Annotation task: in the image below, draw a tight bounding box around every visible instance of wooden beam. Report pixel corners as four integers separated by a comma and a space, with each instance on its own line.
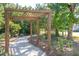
5, 8, 51, 14
30, 21, 32, 41
11, 16, 40, 21
47, 13, 52, 49
12, 16, 40, 19
36, 20, 40, 45
36, 20, 39, 35
4, 12, 10, 55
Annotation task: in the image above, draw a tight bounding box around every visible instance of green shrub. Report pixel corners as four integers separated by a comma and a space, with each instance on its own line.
10, 21, 21, 37
57, 37, 73, 50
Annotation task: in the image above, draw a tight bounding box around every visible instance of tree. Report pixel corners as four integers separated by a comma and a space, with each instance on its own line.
67, 4, 76, 39
47, 3, 69, 36
0, 3, 6, 34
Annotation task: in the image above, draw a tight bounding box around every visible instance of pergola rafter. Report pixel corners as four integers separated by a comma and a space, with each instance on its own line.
11, 16, 40, 21
4, 8, 52, 55
5, 8, 51, 14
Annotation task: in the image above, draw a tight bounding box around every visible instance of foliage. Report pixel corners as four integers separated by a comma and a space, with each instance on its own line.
0, 19, 4, 34
0, 34, 4, 39
47, 3, 79, 39
9, 21, 21, 37
0, 4, 5, 34
52, 37, 74, 52
47, 3, 70, 36
19, 21, 30, 35
57, 37, 73, 49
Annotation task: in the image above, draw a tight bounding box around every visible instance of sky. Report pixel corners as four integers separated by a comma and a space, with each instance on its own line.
14, 3, 43, 8
2, 0, 79, 8
3, 0, 79, 3
17, 3, 37, 8
3, 0, 44, 8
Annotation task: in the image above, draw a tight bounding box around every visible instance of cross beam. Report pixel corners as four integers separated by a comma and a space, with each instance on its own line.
5, 8, 51, 14
11, 16, 40, 21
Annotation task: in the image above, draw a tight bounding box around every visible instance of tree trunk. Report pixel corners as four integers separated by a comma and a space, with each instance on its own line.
62, 31, 64, 37
67, 24, 73, 39
67, 4, 76, 40
55, 28, 59, 37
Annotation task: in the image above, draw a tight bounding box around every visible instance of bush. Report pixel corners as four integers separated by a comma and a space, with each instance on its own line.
51, 36, 74, 51
57, 37, 73, 50
10, 21, 21, 37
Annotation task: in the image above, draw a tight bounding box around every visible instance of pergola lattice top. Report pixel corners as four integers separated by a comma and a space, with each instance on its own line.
5, 8, 52, 21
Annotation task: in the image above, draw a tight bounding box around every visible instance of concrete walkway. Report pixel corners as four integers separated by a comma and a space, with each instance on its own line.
9, 36, 46, 56
59, 32, 79, 37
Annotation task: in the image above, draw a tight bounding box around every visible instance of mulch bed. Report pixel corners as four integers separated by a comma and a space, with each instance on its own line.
28, 36, 75, 56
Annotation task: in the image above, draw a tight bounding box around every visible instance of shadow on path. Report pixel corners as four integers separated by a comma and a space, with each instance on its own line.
9, 36, 46, 56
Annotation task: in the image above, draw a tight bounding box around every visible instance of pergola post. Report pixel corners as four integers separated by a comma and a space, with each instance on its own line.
36, 20, 40, 44
5, 11, 10, 55
30, 21, 32, 41
47, 12, 52, 49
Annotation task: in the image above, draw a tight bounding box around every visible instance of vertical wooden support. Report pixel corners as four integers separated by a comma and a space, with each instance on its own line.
47, 12, 52, 49
30, 21, 32, 40
5, 11, 10, 55
36, 20, 40, 37
36, 20, 40, 45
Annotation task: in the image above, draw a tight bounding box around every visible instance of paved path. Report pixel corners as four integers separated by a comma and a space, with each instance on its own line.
59, 32, 79, 37
9, 36, 46, 56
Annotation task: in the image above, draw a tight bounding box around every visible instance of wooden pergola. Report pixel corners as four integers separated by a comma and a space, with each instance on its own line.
4, 8, 52, 55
